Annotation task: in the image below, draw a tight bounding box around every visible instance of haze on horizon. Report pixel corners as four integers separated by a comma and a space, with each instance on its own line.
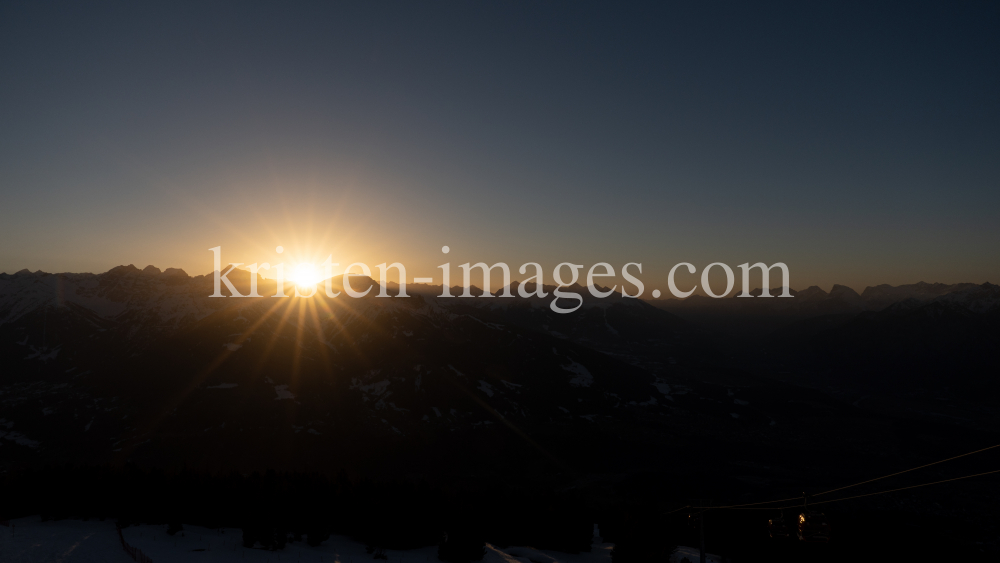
1, 1, 998, 293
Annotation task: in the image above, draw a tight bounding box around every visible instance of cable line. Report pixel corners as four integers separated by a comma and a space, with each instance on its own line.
687, 442, 1000, 511
812, 443, 1000, 498
691, 468, 1000, 510
662, 505, 692, 515
800, 468, 1000, 508
701, 496, 804, 509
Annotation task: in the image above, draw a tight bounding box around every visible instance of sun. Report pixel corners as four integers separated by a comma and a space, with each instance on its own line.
290, 262, 322, 287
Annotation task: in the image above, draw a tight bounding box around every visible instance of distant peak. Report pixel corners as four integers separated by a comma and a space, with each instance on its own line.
734, 287, 794, 297
830, 284, 863, 300
797, 285, 828, 295
106, 264, 140, 275
831, 284, 859, 293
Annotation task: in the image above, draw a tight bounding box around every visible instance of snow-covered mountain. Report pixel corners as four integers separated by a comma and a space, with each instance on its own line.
860, 281, 984, 310
0, 264, 708, 477
3, 266, 998, 513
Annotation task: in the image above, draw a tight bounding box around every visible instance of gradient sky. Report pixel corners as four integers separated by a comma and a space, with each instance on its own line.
1, 1, 998, 294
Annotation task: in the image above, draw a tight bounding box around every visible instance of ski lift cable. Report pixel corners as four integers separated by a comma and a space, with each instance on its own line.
792, 468, 1000, 509
811, 443, 1000, 498
691, 468, 1000, 510
688, 442, 1000, 510
695, 496, 804, 509
662, 505, 692, 515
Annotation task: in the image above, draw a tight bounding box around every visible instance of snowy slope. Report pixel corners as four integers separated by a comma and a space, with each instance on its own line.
0, 516, 134, 563
0, 517, 620, 563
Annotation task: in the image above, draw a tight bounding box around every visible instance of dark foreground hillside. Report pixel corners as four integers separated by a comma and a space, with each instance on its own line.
1, 267, 999, 560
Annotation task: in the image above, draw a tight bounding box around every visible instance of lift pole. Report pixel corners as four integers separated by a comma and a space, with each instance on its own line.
696, 499, 711, 563
700, 509, 705, 563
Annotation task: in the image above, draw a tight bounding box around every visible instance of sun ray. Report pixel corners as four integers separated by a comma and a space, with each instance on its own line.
251, 296, 302, 377
117, 297, 284, 462
306, 297, 335, 378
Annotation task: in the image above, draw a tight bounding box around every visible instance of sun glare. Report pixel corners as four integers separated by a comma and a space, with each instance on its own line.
291, 262, 321, 287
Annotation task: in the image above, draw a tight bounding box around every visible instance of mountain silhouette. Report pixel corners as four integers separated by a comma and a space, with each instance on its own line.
2, 266, 998, 547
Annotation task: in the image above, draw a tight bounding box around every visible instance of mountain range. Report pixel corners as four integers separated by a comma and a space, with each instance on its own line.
2, 265, 999, 547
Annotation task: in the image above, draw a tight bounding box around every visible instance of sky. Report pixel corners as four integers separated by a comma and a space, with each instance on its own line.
1, 1, 998, 294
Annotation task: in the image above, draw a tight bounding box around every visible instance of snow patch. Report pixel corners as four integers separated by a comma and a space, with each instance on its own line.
562, 361, 593, 387
350, 378, 390, 401
0, 429, 40, 448
273, 385, 295, 400
478, 380, 495, 397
